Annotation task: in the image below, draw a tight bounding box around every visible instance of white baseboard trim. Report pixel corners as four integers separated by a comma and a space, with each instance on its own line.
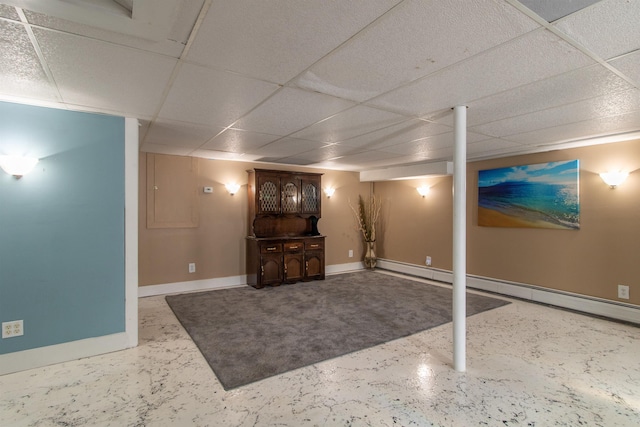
376, 259, 639, 324
138, 275, 248, 297
0, 332, 133, 376
139, 263, 366, 298
326, 261, 365, 275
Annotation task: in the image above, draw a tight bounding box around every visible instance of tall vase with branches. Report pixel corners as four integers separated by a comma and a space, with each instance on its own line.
349, 195, 381, 269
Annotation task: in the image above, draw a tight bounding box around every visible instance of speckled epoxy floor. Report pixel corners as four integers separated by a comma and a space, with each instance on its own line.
1, 273, 639, 426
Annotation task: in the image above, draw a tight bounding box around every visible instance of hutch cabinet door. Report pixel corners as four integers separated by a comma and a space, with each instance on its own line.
257, 173, 281, 215
305, 251, 324, 280
300, 175, 321, 215
260, 254, 283, 286
283, 253, 304, 283
280, 174, 300, 214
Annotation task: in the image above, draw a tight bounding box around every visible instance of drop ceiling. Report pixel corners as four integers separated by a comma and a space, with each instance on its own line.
0, 0, 638, 171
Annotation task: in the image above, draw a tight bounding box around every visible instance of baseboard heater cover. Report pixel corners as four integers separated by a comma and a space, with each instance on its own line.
376, 259, 639, 325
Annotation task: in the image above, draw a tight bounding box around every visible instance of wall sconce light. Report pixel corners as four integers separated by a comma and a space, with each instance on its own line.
599, 171, 628, 189
324, 187, 335, 198
0, 155, 39, 179
417, 185, 430, 197
225, 183, 241, 195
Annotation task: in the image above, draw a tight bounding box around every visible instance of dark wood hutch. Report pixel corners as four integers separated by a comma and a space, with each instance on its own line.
246, 169, 325, 288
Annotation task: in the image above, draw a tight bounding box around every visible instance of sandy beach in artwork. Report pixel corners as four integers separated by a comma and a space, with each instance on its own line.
478, 207, 569, 229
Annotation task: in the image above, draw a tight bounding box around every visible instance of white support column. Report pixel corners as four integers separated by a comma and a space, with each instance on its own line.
453, 105, 467, 372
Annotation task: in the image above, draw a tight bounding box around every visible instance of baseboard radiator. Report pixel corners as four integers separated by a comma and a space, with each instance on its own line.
376, 259, 639, 325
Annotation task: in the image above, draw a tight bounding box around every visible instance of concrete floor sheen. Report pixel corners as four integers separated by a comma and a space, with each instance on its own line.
1, 274, 639, 426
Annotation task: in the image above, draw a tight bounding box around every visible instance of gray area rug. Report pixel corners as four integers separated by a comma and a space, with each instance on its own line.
165, 271, 510, 390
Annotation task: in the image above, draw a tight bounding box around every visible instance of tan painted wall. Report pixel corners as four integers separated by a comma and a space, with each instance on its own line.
374, 175, 453, 268
140, 140, 639, 306
376, 139, 640, 306
139, 153, 370, 286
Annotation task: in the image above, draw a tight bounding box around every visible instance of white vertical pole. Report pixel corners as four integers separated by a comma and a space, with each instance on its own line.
453, 105, 467, 372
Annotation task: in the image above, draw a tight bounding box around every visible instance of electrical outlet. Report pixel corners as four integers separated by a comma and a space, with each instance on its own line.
348, 249, 353, 258
618, 284, 629, 299
2, 320, 24, 338
426, 256, 432, 266
188, 263, 196, 273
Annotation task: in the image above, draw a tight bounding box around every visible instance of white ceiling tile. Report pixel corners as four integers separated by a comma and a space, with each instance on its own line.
11, 0, 187, 41
508, 110, 640, 145
420, 147, 454, 161
165, 0, 208, 47
290, 106, 408, 143
372, 141, 432, 157
144, 120, 223, 148
339, 153, 432, 170
24, 9, 192, 58
234, 87, 355, 136
139, 142, 194, 156
367, 121, 456, 150
288, 143, 365, 163
467, 138, 523, 155
471, 89, 640, 137
553, 0, 640, 59
248, 137, 329, 158
370, 29, 595, 116
378, 131, 488, 155
0, 4, 19, 20
336, 149, 408, 165
293, 0, 539, 102
34, 28, 177, 117
0, 21, 58, 101
186, 0, 401, 84
609, 51, 640, 87
260, 157, 318, 166
190, 149, 261, 162
451, 64, 634, 127
372, 30, 593, 115
269, 154, 318, 165
276, 150, 339, 165
334, 119, 452, 150
158, 63, 280, 128
201, 128, 281, 152
331, 120, 426, 150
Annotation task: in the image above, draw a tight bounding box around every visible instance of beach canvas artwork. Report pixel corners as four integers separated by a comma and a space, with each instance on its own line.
478, 160, 580, 229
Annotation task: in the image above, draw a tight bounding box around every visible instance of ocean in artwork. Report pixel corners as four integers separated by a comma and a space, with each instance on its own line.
478, 160, 580, 229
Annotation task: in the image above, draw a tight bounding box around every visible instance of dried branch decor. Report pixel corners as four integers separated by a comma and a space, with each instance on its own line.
349, 194, 381, 242
349, 195, 381, 269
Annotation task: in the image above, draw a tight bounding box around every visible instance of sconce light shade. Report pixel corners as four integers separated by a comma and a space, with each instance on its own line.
324, 187, 335, 198
0, 155, 39, 178
599, 171, 628, 188
417, 185, 430, 197
225, 183, 241, 195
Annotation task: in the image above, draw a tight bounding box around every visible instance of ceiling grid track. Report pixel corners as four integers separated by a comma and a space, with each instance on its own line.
15, 7, 63, 104
505, 0, 640, 90
142, 0, 213, 144
1, 0, 638, 170
183, 0, 412, 158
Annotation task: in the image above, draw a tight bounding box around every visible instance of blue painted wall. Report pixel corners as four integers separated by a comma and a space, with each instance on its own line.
0, 101, 125, 354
